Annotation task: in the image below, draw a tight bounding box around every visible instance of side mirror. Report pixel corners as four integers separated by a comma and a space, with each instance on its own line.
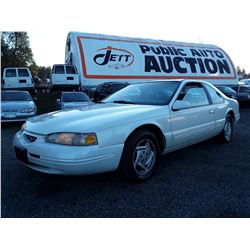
172, 100, 191, 111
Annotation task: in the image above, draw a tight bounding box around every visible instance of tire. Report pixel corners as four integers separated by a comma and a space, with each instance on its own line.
119, 130, 160, 182
218, 114, 234, 143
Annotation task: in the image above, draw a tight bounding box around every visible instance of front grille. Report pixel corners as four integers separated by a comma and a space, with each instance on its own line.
24, 133, 37, 142
14, 146, 29, 165
4, 109, 19, 112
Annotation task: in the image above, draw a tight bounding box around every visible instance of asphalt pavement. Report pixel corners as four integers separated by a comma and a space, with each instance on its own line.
1, 109, 250, 218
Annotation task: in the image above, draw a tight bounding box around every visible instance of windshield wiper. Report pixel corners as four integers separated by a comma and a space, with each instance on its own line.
112, 100, 136, 104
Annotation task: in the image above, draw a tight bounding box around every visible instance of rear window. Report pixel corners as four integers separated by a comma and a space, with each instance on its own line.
1, 92, 32, 101
5, 69, 16, 77
62, 92, 90, 102
66, 66, 77, 74
18, 69, 29, 77
216, 86, 236, 94
55, 66, 65, 74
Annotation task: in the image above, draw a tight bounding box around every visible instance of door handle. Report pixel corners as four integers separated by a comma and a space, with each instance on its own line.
209, 109, 215, 114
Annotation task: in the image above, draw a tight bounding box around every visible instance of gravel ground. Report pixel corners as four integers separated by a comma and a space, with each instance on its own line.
1, 104, 250, 218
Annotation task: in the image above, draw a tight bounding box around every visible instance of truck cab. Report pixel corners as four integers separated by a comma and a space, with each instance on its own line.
51, 64, 80, 91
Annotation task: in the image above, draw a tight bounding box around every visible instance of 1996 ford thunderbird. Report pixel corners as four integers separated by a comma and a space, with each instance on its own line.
14, 80, 240, 181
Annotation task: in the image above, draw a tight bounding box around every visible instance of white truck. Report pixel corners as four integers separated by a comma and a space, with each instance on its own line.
50, 64, 80, 91
61, 32, 239, 91
2, 67, 35, 93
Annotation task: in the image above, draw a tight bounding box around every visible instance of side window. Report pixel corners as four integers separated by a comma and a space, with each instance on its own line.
177, 82, 209, 107
18, 69, 29, 77
205, 85, 224, 104
55, 66, 65, 74
66, 66, 76, 74
6, 69, 17, 77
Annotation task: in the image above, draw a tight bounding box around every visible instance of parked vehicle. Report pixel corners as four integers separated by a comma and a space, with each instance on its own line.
215, 86, 237, 99
93, 82, 129, 101
51, 64, 79, 91
1, 91, 37, 122
240, 79, 250, 86
2, 68, 34, 93
33, 76, 42, 89
56, 92, 92, 110
64, 32, 238, 91
230, 85, 250, 105
14, 80, 240, 181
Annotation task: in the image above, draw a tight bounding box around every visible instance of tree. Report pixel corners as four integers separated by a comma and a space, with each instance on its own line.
1, 32, 35, 71
37, 66, 51, 80
236, 66, 250, 80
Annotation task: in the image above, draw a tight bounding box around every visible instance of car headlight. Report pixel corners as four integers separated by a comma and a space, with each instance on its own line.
45, 132, 98, 146
20, 107, 36, 113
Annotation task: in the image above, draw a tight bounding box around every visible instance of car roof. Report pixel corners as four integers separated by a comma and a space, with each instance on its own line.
4, 67, 29, 70
62, 92, 86, 94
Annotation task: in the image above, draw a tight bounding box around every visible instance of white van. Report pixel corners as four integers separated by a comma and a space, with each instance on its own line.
50, 64, 79, 91
2, 67, 34, 92
64, 32, 239, 90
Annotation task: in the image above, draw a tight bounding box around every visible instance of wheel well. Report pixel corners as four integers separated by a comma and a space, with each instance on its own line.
227, 110, 235, 122
125, 124, 166, 153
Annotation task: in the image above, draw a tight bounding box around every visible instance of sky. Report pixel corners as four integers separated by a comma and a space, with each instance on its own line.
1, 0, 249, 73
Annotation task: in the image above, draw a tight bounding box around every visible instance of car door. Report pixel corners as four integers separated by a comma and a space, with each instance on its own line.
65, 65, 78, 85
170, 82, 216, 149
4, 69, 17, 88
203, 83, 228, 134
52, 65, 66, 85
17, 68, 33, 88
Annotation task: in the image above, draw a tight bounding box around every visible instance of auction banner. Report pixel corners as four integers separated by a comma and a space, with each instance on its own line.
77, 35, 237, 80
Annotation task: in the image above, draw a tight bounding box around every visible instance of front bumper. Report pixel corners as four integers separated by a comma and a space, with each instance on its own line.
1, 111, 36, 122
13, 130, 124, 175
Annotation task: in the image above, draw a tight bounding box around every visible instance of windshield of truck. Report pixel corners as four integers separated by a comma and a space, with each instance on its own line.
104, 81, 181, 105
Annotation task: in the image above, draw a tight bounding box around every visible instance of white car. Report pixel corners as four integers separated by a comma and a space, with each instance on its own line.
56, 92, 92, 110
13, 80, 240, 181
1, 91, 37, 122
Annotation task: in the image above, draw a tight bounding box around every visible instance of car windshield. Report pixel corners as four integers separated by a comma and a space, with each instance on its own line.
104, 81, 181, 105
62, 93, 90, 102
1, 92, 32, 101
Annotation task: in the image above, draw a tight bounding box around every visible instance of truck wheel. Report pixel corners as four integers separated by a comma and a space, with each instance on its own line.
119, 130, 160, 182
218, 114, 234, 143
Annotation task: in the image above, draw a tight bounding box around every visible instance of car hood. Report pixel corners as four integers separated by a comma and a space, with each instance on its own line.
62, 102, 92, 109
1, 101, 35, 112
25, 103, 166, 134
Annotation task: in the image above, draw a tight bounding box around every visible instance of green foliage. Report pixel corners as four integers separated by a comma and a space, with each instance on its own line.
1, 32, 51, 80
1, 32, 35, 70
236, 66, 250, 79
37, 66, 52, 81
